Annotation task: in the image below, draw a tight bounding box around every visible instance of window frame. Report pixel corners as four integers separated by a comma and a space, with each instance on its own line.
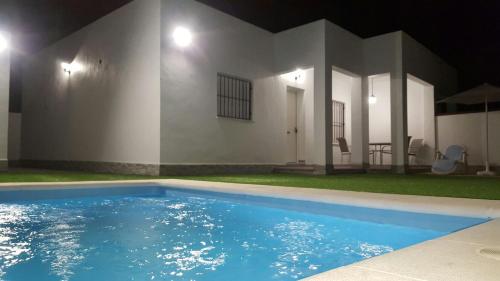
217, 73, 253, 121
332, 99, 345, 144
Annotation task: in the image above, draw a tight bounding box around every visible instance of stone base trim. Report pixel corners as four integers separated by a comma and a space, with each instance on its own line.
462, 165, 499, 175
324, 164, 334, 175
17, 160, 160, 176
391, 164, 408, 174
0, 160, 7, 171
160, 164, 277, 176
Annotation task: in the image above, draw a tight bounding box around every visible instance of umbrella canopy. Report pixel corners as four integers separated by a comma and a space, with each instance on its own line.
438, 83, 500, 104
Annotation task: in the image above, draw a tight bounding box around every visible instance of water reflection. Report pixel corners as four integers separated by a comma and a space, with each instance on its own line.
0, 203, 88, 281
269, 219, 325, 279
0, 205, 34, 279
38, 208, 88, 281
155, 198, 226, 278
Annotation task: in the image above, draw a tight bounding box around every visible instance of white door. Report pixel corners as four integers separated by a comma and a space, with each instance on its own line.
286, 89, 298, 163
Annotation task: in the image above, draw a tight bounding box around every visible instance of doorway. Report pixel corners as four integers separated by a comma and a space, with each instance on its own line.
286, 87, 304, 164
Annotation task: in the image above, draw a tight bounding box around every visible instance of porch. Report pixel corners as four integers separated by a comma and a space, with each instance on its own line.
330, 68, 436, 174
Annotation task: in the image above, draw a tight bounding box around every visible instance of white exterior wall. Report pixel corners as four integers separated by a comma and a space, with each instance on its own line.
362, 31, 457, 170
407, 76, 435, 165
402, 33, 456, 166
17, 0, 458, 173
325, 22, 364, 167
161, 0, 280, 165
160, 1, 326, 167
332, 71, 352, 145
437, 112, 500, 167
8, 113, 21, 160
363, 32, 403, 168
274, 20, 326, 167
407, 79, 424, 140
331, 70, 354, 164
369, 75, 392, 144
21, 0, 161, 165
279, 69, 315, 164
0, 34, 9, 166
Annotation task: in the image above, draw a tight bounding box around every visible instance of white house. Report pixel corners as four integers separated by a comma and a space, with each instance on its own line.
0, 30, 9, 171
3, 0, 467, 175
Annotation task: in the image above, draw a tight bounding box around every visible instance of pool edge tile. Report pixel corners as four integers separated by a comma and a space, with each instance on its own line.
309, 219, 500, 281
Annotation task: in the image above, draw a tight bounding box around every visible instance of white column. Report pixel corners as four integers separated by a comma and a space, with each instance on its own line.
390, 71, 409, 173
0, 35, 10, 171
313, 61, 333, 173
351, 76, 370, 167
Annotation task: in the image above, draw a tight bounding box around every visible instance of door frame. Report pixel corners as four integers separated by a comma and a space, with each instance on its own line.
286, 86, 305, 164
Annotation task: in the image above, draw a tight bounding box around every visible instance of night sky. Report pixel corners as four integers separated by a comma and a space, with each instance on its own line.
1, 0, 499, 113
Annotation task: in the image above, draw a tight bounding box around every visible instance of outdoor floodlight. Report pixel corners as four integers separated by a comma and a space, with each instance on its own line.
172, 26, 193, 47
0, 33, 8, 52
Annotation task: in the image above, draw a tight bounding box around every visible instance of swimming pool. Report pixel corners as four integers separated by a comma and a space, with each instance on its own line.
0, 185, 488, 281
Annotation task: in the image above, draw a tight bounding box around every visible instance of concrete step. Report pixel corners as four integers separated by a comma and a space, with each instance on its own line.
332, 168, 366, 174
273, 165, 317, 175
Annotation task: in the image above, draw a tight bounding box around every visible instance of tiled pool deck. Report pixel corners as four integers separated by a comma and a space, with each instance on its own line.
1, 179, 499, 281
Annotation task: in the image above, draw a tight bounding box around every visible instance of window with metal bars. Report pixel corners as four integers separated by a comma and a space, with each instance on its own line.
217, 73, 252, 120
332, 100, 345, 143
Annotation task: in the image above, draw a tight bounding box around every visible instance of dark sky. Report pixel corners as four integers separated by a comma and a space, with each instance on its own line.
2, 0, 500, 113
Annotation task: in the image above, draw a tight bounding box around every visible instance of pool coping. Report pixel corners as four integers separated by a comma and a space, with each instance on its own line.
0, 179, 499, 281
1, 179, 500, 218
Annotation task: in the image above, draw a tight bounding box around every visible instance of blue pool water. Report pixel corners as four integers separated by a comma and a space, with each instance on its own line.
0, 185, 487, 281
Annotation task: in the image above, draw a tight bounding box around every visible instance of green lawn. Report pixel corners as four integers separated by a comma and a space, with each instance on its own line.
0, 170, 151, 183
1, 170, 500, 200
182, 174, 500, 200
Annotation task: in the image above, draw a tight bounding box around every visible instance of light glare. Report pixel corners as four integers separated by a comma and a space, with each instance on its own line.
0, 33, 8, 52
369, 95, 377, 104
61, 62, 83, 74
172, 27, 192, 47
281, 68, 306, 84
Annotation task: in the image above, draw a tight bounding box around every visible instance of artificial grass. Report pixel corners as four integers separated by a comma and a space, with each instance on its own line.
0, 170, 499, 200
0, 169, 150, 183
181, 174, 500, 200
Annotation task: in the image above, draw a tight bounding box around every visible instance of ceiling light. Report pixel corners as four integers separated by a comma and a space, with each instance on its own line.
369, 77, 377, 104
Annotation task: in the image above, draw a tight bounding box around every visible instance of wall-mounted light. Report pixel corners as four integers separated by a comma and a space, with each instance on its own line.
0, 33, 9, 52
61, 62, 83, 75
369, 77, 377, 104
172, 26, 192, 47
281, 68, 306, 84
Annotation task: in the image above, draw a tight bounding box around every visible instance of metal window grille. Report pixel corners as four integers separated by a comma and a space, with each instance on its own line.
333, 100, 345, 143
217, 73, 252, 120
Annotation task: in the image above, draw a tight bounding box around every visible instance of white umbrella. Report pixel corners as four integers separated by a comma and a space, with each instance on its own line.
438, 83, 500, 176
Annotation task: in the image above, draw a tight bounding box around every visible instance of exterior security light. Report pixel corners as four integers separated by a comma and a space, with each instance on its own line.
369, 77, 377, 104
61, 62, 83, 74
62, 62, 72, 73
172, 27, 192, 47
281, 68, 306, 84
293, 68, 305, 83
0, 33, 8, 52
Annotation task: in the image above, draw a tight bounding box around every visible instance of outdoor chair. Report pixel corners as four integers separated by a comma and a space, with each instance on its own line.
408, 138, 424, 164
336, 137, 351, 164
432, 145, 468, 175
380, 136, 417, 163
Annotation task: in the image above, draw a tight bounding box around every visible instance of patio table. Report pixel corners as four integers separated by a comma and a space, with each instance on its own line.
369, 142, 391, 165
